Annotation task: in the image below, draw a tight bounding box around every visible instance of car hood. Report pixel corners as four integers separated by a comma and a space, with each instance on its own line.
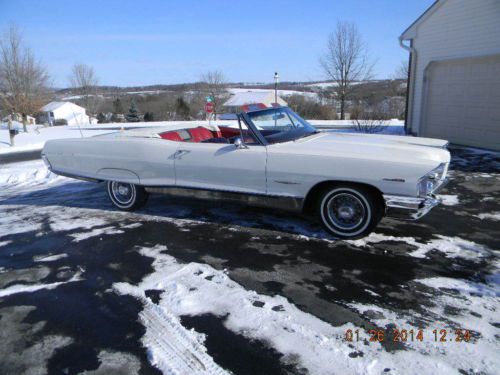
277, 132, 451, 165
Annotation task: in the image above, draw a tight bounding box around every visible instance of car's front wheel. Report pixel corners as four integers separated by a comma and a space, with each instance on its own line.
317, 185, 383, 239
106, 181, 148, 211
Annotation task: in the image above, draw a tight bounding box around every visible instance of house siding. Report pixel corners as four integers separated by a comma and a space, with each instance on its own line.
409, 0, 500, 134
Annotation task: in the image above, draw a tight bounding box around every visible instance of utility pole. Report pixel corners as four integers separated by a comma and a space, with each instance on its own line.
8, 115, 15, 146
274, 72, 279, 128
274, 72, 279, 106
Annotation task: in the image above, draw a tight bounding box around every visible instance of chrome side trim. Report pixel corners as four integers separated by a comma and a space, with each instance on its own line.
50, 168, 103, 183
145, 186, 304, 212
274, 180, 301, 185
383, 194, 441, 220
382, 178, 406, 182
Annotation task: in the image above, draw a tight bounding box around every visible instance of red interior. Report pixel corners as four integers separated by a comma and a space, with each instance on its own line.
189, 127, 214, 142
159, 131, 183, 141
159, 126, 233, 143
219, 126, 240, 139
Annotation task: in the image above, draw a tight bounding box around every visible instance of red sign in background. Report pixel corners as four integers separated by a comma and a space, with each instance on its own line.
205, 102, 214, 113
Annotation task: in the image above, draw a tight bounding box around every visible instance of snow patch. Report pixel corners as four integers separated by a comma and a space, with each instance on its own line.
113, 244, 500, 375
70, 226, 125, 242
347, 233, 493, 261
50, 215, 108, 232
475, 212, 500, 221
0, 271, 82, 298
0, 160, 62, 187
79, 350, 141, 374
33, 253, 68, 262
438, 194, 459, 206
408, 235, 493, 260
113, 245, 229, 375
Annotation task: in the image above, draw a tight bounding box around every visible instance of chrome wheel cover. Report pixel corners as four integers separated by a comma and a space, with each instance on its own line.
110, 182, 135, 206
326, 192, 366, 230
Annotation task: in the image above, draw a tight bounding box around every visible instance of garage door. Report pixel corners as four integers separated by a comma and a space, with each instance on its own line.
422, 54, 500, 151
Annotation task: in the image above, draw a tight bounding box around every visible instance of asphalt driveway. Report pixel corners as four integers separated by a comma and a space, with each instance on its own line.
0, 146, 498, 375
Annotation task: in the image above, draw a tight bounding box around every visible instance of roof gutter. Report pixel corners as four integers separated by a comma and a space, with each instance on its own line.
399, 36, 416, 135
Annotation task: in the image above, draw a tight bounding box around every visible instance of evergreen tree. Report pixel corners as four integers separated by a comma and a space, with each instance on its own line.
175, 97, 190, 120
97, 112, 107, 124
126, 100, 141, 122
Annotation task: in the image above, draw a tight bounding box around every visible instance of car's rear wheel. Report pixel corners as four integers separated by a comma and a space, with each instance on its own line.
106, 181, 148, 211
317, 185, 383, 239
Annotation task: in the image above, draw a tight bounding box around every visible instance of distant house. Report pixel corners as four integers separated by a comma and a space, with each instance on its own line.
400, 0, 500, 150
40, 101, 97, 126
223, 91, 287, 112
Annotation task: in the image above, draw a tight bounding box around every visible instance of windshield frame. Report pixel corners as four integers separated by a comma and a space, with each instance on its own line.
240, 107, 318, 146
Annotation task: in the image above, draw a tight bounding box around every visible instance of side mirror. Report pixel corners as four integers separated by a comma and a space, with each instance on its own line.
234, 137, 247, 149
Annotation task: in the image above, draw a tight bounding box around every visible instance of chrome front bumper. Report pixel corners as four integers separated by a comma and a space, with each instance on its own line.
383, 194, 442, 220
384, 177, 448, 220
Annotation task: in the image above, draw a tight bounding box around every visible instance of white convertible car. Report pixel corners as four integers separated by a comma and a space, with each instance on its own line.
42, 107, 450, 238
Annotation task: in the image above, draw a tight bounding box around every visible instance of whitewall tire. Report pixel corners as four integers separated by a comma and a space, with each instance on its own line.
106, 181, 148, 211
317, 185, 382, 239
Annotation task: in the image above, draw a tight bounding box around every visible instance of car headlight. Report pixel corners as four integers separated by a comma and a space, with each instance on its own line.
417, 163, 446, 197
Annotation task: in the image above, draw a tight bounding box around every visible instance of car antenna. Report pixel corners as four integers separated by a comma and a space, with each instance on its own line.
70, 106, 84, 138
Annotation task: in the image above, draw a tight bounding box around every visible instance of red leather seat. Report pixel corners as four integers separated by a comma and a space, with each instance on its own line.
219, 126, 240, 139
159, 131, 183, 141
188, 127, 214, 142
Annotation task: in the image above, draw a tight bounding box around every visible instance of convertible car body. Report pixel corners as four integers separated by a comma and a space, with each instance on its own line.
42, 107, 450, 238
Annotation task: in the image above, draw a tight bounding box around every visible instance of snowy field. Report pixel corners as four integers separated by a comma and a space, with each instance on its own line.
0, 119, 404, 158
0, 147, 498, 374
0, 124, 110, 155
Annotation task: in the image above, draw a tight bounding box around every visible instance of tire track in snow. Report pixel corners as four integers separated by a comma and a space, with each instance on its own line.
140, 303, 229, 375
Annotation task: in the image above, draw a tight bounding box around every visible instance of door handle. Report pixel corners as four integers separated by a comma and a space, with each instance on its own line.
173, 150, 191, 159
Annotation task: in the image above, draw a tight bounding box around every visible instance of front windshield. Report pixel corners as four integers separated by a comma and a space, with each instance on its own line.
246, 107, 318, 144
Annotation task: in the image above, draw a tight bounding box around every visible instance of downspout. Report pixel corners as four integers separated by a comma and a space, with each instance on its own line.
399, 37, 416, 135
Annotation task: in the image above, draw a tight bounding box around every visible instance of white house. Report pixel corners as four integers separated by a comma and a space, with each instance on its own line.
400, 0, 500, 150
40, 101, 97, 126
224, 91, 287, 112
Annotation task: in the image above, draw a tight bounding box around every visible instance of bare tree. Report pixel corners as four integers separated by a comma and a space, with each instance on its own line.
0, 25, 49, 135
387, 60, 410, 115
320, 21, 374, 120
69, 63, 99, 116
393, 60, 409, 80
200, 70, 228, 118
352, 104, 389, 134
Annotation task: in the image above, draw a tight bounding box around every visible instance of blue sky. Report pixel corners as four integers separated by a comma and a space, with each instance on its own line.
0, 0, 434, 87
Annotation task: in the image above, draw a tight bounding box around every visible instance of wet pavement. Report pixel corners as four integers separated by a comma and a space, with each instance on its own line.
0, 146, 499, 374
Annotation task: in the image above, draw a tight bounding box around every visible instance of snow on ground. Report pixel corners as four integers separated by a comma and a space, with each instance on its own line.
0, 271, 82, 298
347, 232, 496, 261
70, 226, 125, 242
0, 160, 61, 186
114, 244, 500, 375
80, 350, 142, 374
33, 253, 68, 262
1, 149, 498, 374
227, 87, 319, 100
439, 194, 460, 206
304, 81, 368, 89
475, 212, 500, 221
0, 125, 110, 154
